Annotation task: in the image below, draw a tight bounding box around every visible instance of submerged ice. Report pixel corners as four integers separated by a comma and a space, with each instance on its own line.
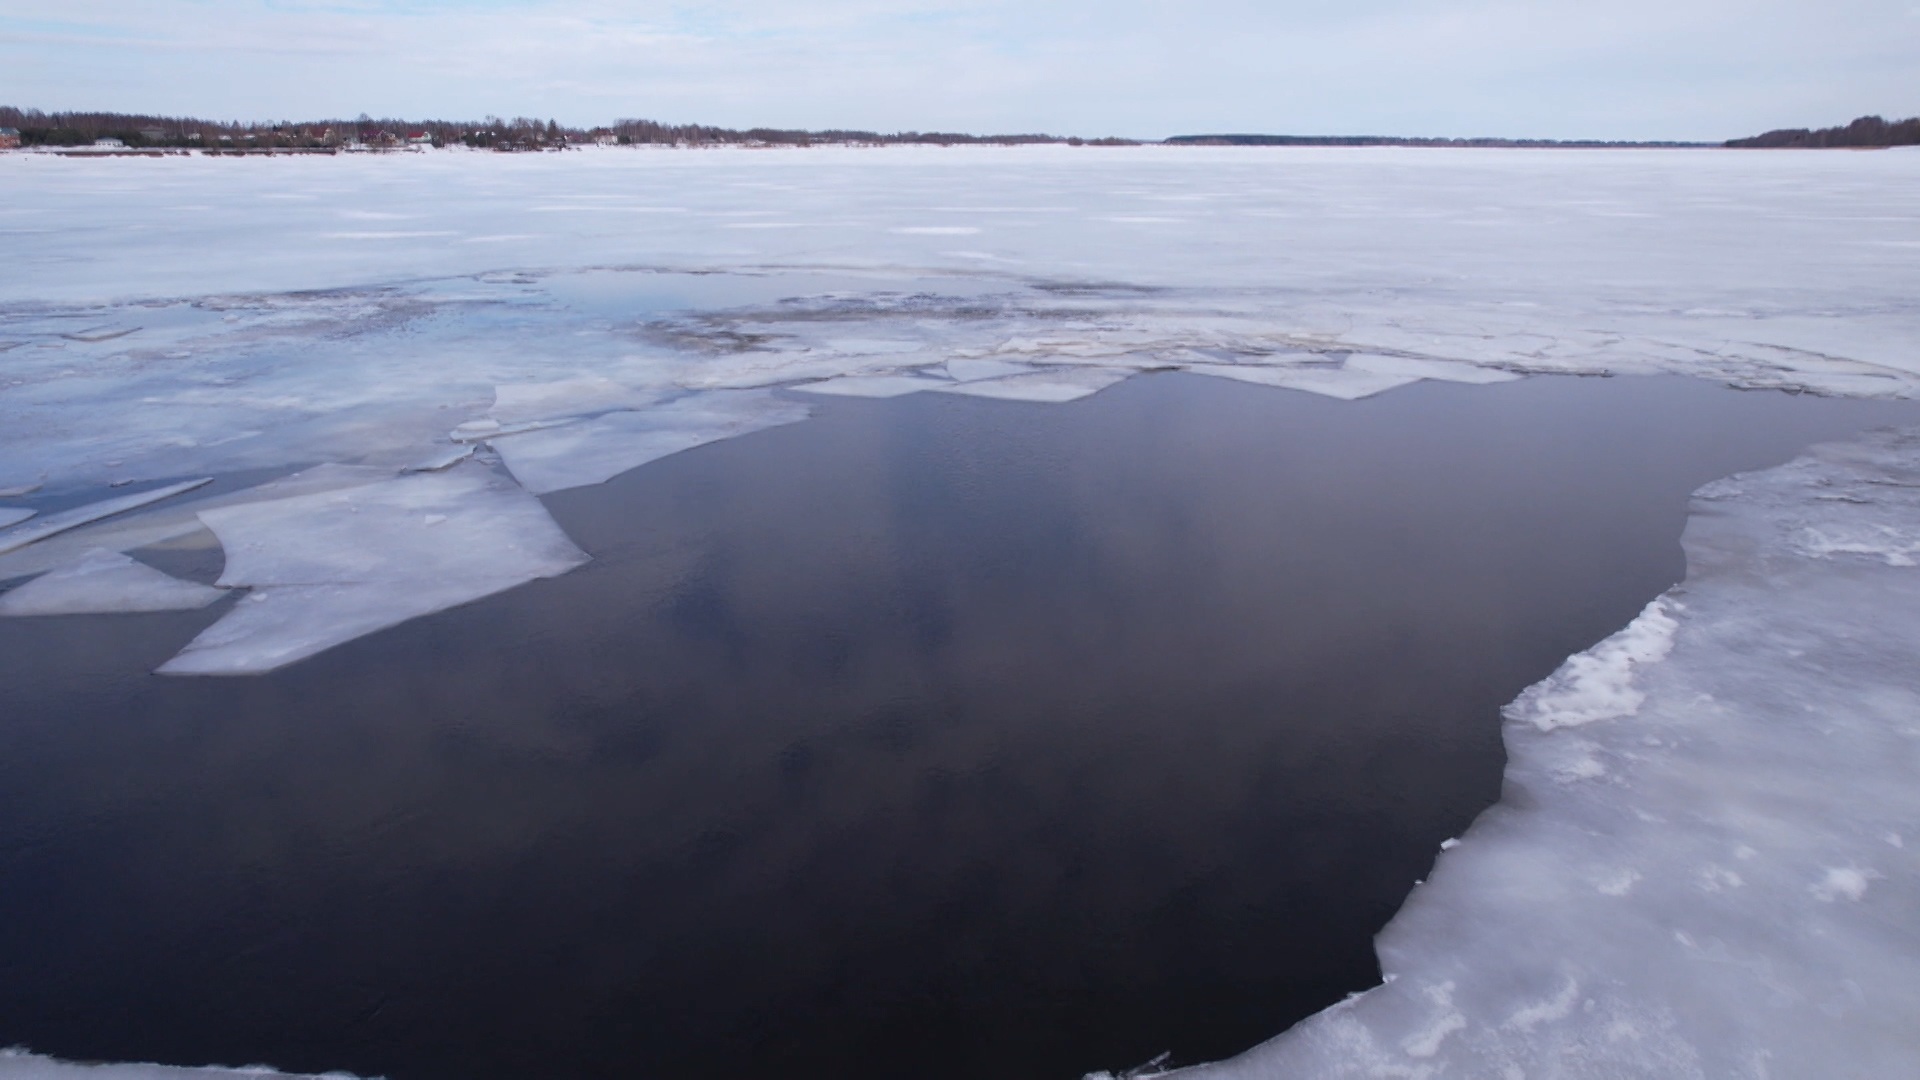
1151, 431, 1920, 1079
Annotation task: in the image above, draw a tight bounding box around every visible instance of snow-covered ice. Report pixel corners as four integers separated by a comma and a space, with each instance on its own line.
0, 548, 223, 615
1152, 430, 1920, 1079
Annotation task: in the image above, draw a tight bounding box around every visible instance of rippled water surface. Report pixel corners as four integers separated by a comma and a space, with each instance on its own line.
3, 373, 1917, 1079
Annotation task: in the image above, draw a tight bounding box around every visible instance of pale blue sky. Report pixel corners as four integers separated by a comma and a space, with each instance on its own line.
2, 0, 1914, 139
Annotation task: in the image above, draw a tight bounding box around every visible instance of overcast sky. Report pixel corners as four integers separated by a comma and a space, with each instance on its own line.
3, 1, 1915, 139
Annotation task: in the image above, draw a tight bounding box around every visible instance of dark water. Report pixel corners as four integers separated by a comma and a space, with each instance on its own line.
1, 374, 1916, 1080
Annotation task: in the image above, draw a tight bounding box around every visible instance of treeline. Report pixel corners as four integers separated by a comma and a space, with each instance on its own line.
1727, 115, 1920, 149
0, 107, 594, 148
0, 106, 1138, 150
604, 117, 1131, 146
1164, 134, 1705, 148
0, 106, 256, 146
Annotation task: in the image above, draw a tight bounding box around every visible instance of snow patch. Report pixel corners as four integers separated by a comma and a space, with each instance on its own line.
1503, 599, 1678, 732
1809, 866, 1879, 903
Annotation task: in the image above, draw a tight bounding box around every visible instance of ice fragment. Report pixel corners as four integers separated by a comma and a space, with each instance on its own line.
0, 479, 212, 556
0, 548, 223, 616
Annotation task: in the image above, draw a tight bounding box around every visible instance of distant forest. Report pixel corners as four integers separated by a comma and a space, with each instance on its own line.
7, 105, 1917, 152
1726, 115, 1920, 149
0, 106, 1135, 149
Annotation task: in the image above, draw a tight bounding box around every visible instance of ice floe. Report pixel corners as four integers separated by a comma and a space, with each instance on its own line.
0, 548, 223, 615
1155, 429, 1920, 1079
157, 465, 586, 675
791, 374, 948, 398
0, 479, 211, 557
932, 366, 1135, 403
490, 390, 810, 495
0, 466, 391, 582
0, 507, 34, 529
1181, 363, 1421, 401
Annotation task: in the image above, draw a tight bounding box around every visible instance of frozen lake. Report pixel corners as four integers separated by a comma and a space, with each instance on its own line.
2, 147, 1919, 1078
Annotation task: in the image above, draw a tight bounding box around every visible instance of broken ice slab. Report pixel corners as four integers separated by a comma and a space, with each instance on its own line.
790, 374, 948, 398
1182, 363, 1422, 401
0, 465, 391, 582
157, 465, 587, 675
401, 444, 476, 473
0, 478, 212, 557
931, 366, 1134, 403
491, 390, 810, 495
1169, 428, 1920, 1079
59, 326, 140, 343
0, 508, 35, 530
944, 357, 1037, 382
1345, 353, 1524, 385
0, 481, 44, 498
0, 548, 224, 616
450, 417, 579, 443
488, 375, 659, 424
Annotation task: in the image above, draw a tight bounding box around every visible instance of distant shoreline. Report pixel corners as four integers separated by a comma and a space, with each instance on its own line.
3, 107, 1914, 153
1162, 134, 1710, 148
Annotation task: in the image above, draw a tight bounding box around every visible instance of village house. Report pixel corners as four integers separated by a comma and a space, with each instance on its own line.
0, 127, 19, 150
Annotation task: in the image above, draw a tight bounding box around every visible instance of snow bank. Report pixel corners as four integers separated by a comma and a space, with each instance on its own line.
1156, 429, 1920, 1079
